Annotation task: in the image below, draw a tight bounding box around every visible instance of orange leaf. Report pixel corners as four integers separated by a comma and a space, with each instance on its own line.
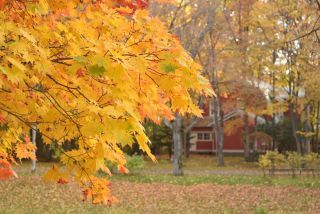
82, 188, 92, 202
24, 135, 31, 143
116, 6, 134, 15
0, 0, 7, 9
118, 165, 129, 174
105, 180, 111, 187
0, 159, 18, 180
0, 159, 11, 168
57, 178, 68, 184
101, 165, 112, 176
0, 168, 14, 180
0, 112, 5, 123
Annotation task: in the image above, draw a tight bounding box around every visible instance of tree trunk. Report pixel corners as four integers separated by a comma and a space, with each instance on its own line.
253, 115, 258, 161
289, 102, 302, 154
270, 64, 277, 151
243, 112, 250, 161
173, 113, 183, 176
271, 113, 276, 150
315, 101, 320, 153
303, 104, 311, 154
212, 96, 224, 166
182, 117, 200, 158
31, 124, 37, 172
183, 132, 191, 158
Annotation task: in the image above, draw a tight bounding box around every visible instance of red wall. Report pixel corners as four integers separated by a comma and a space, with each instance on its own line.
223, 128, 243, 150
192, 122, 245, 151
196, 141, 214, 150
192, 125, 269, 151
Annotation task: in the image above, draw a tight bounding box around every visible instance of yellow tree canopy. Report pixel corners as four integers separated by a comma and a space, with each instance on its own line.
0, 0, 212, 205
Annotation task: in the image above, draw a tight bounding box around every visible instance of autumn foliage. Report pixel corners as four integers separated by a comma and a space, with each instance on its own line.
0, 0, 212, 205
0, 158, 17, 180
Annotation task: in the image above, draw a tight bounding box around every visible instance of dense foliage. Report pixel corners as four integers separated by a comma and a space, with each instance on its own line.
0, 0, 212, 204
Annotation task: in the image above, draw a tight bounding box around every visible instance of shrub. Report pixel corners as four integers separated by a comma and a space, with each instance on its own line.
286, 152, 303, 177
259, 151, 320, 177
125, 154, 145, 172
304, 153, 319, 169
104, 154, 145, 174
304, 153, 320, 176
258, 154, 272, 176
258, 151, 285, 176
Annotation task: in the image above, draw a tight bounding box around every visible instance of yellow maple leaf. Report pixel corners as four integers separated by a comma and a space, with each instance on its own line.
16, 142, 36, 160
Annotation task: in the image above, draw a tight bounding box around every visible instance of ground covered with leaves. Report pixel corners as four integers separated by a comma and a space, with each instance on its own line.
1, 162, 320, 213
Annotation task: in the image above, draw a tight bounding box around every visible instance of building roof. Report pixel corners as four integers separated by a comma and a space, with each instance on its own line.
193, 117, 213, 128
192, 109, 266, 128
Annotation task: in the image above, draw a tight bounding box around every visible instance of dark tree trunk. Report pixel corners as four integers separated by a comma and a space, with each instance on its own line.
173, 113, 183, 176
253, 116, 258, 160
289, 102, 302, 154
315, 101, 320, 153
303, 104, 311, 154
243, 112, 250, 161
272, 113, 276, 150
212, 96, 224, 166
184, 132, 191, 158
270, 67, 277, 151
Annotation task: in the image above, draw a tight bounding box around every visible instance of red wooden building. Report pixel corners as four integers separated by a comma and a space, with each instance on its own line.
189, 100, 271, 153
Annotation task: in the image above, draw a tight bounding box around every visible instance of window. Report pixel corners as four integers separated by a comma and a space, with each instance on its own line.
197, 132, 211, 141
204, 133, 211, 140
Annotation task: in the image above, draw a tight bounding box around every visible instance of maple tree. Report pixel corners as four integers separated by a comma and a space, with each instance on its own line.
0, 0, 212, 205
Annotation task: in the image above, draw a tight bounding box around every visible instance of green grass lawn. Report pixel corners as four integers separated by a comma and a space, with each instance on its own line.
146, 154, 259, 171
109, 173, 320, 188
1, 156, 320, 213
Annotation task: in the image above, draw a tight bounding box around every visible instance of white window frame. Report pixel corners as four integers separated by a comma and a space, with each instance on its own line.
203, 133, 211, 140
197, 133, 203, 140
196, 132, 212, 141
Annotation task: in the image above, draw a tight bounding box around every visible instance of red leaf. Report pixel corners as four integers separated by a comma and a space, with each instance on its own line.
76, 68, 86, 78
105, 181, 111, 187
57, 178, 68, 184
0, 159, 11, 168
0, 0, 7, 9
82, 188, 91, 201
136, 0, 148, 9
0, 168, 17, 180
0, 113, 5, 124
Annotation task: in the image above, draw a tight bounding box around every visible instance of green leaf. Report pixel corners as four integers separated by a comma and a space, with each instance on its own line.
88, 65, 106, 76
160, 63, 176, 73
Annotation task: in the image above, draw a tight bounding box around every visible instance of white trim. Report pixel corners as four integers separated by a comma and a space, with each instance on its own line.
194, 131, 213, 142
